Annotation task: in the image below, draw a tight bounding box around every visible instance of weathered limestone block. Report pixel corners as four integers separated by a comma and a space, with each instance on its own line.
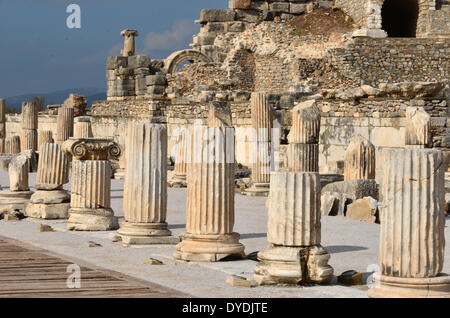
346, 197, 378, 223
118, 123, 177, 244
369, 149, 450, 298
5, 136, 20, 154
25, 203, 70, 219
63, 138, 120, 231
344, 135, 376, 181
56, 107, 74, 145
254, 172, 333, 285
74, 117, 93, 138
322, 179, 379, 201
36, 143, 69, 190
38, 130, 53, 151
405, 107, 432, 148
120, 29, 139, 57
20, 129, 38, 152
246, 92, 272, 196
9, 155, 29, 192
174, 126, 244, 261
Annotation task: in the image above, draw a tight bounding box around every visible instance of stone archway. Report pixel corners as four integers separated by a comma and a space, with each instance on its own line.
164, 50, 213, 75
381, 0, 419, 37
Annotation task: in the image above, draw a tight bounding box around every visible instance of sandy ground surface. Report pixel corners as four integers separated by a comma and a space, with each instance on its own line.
0, 171, 449, 298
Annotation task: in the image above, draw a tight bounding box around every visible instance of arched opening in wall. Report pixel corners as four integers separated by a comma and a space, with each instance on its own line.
381, 0, 419, 37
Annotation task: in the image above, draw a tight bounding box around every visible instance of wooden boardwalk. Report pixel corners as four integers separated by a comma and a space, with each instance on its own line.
0, 236, 191, 298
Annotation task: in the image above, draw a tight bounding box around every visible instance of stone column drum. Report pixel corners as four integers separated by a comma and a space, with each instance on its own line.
120, 29, 139, 57
369, 149, 450, 298
118, 123, 178, 244
5, 136, 20, 154
74, 116, 93, 138
405, 107, 431, 148
344, 134, 376, 180
286, 100, 320, 172
0, 99, 5, 153
38, 130, 53, 151
56, 107, 74, 145
21, 102, 38, 152
63, 138, 121, 231
25, 143, 70, 219
174, 125, 245, 261
0, 155, 33, 210
254, 172, 333, 285
245, 92, 272, 197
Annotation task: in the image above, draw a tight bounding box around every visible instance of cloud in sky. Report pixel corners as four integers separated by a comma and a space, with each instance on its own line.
142, 19, 199, 56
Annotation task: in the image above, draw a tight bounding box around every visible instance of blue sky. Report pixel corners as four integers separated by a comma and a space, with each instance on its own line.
0, 0, 226, 97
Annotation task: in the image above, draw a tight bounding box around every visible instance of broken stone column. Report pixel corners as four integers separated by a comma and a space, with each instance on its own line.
64, 94, 87, 117
114, 123, 127, 180
5, 136, 20, 154
0, 99, 5, 153
56, 107, 74, 145
174, 125, 245, 261
63, 138, 121, 231
254, 171, 333, 285
38, 130, 53, 150
21, 102, 38, 152
170, 128, 190, 187
25, 143, 70, 219
120, 29, 139, 57
245, 92, 272, 197
74, 116, 93, 138
369, 148, 450, 298
344, 135, 376, 180
0, 155, 33, 210
286, 100, 320, 172
118, 123, 177, 244
405, 107, 431, 148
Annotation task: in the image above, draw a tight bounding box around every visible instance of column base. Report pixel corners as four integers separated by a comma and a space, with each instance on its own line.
244, 182, 270, 197
117, 221, 179, 245
67, 208, 119, 231
0, 190, 33, 210
253, 245, 334, 286
368, 273, 450, 298
174, 232, 245, 262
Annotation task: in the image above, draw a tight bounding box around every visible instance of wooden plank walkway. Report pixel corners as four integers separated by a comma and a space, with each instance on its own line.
0, 236, 191, 298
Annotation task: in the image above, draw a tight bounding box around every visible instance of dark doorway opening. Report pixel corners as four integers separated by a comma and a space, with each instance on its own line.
381, 0, 419, 37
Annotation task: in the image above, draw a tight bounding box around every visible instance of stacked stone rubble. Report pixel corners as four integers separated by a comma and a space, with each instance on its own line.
56, 107, 74, 145
21, 102, 38, 152
64, 94, 87, 117
344, 134, 376, 180
245, 92, 272, 197
0, 99, 5, 153
25, 143, 70, 219
63, 138, 121, 231
369, 148, 450, 298
174, 124, 245, 261
118, 123, 176, 244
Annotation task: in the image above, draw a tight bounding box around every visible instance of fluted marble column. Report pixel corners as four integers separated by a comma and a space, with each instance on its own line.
170, 128, 189, 187
344, 134, 376, 180
38, 130, 53, 151
286, 100, 320, 172
25, 143, 70, 219
5, 136, 20, 154
369, 148, 449, 298
21, 102, 38, 151
56, 107, 74, 145
174, 125, 245, 261
118, 123, 177, 244
254, 172, 333, 285
245, 92, 272, 196
63, 138, 121, 231
405, 107, 431, 148
0, 99, 5, 153
74, 116, 93, 138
